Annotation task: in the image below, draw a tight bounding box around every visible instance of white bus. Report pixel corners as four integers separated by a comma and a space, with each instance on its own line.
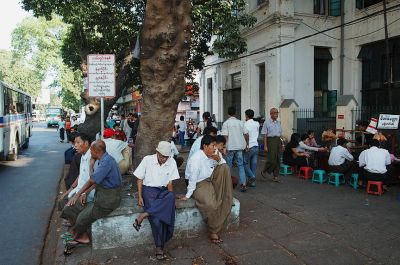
0, 81, 33, 160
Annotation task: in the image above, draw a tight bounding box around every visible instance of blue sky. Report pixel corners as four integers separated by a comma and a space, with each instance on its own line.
0, 0, 32, 50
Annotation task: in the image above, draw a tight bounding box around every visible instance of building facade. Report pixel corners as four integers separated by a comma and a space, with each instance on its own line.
199, 0, 400, 122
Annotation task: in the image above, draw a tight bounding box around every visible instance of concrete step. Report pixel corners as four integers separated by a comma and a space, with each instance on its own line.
91, 197, 240, 250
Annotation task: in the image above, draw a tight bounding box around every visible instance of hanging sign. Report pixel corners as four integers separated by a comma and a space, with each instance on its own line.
377, 114, 400, 129
87, 54, 116, 97
366, 118, 378, 134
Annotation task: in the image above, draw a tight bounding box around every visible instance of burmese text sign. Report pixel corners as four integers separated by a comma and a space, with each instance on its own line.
377, 114, 400, 129
87, 54, 116, 97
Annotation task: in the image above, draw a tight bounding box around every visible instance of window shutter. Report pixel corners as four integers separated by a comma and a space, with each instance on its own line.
329, 0, 341, 16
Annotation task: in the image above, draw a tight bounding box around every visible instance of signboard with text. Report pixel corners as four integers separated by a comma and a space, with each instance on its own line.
87, 54, 116, 97
377, 114, 400, 129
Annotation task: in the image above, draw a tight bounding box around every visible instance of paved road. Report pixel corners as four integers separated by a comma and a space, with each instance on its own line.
0, 122, 66, 265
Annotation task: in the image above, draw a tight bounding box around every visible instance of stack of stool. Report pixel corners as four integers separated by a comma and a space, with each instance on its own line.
328, 172, 345, 187
349, 173, 359, 190
298, 166, 313, 180
311, 169, 326, 184
367, 181, 384, 195
279, 164, 293, 175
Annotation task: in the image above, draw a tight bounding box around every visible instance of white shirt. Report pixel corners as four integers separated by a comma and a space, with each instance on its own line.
104, 138, 128, 163
188, 136, 203, 163
297, 141, 319, 153
170, 141, 179, 156
185, 150, 226, 198
134, 154, 180, 187
178, 120, 186, 132
221, 117, 249, 151
245, 119, 260, 148
359, 146, 391, 174
71, 119, 80, 127
197, 121, 218, 134
328, 145, 354, 166
69, 150, 95, 201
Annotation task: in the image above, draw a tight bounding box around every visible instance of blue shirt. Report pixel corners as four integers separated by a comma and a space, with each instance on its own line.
93, 152, 122, 189
261, 118, 282, 137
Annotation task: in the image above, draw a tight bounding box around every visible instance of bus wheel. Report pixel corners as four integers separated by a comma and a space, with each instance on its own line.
8, 140, 19, 161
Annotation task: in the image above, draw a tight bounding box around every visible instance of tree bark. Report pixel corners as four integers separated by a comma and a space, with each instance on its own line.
134, 0, 192, 166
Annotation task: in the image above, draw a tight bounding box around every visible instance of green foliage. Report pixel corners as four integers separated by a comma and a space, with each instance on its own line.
0, 50, 42, 96
21, 0, 256, 82
8, 16, 82, 110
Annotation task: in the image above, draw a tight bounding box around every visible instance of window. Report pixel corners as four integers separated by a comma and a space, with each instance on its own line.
356, 0, 382, 9
207, 78, 213, 114
258, 64, 266, 117
314, 47, 336, 117
358, 36, 400, 108
314, 0, 341, 16
3, 87, 9, 115
223, 73, 241, 119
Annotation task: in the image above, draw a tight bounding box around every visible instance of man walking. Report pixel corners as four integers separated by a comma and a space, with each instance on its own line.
244, 109, 259, 187
261, 108, 282, 182
221, 106, 249, 192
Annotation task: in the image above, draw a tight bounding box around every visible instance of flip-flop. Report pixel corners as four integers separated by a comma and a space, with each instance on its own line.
132, 219, 141, 232
63, 240, 90, 256
209, 236, 223, 244
60, 232, 72, 239
155, 252, 167, 260
272, 177, 281, 183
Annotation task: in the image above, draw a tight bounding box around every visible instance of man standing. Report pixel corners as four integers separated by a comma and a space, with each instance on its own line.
261, 108, 282, 182
63, 139, 122, 255
127, 113, 140, 143
221, 106, 249, 192
133, 141, 179, 260
178, 115, 186, 146
244, 109, 259, 187
58, 117, 66, 143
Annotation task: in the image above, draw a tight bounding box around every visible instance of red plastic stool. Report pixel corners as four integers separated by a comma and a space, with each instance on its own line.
367, 181, 384, 195
298, 166, 313, 180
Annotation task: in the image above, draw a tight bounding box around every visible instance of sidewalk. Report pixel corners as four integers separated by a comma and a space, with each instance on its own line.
50, 150, 400, 265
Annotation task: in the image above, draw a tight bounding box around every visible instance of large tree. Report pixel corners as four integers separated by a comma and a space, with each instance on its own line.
1, 16, 82, 110
21, 0, 256, 163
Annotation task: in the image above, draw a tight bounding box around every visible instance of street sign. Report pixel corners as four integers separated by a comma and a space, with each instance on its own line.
377, 114, 400, 129
87, 54, 116, 97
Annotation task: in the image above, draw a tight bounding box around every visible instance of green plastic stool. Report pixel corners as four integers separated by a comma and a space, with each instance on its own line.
328, 172, 345, 187
279, 164, 293, 175
312, 169, 326, 184
349, 173, 359, 190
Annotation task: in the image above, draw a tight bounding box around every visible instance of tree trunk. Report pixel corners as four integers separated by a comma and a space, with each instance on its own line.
134, 0, 192, 166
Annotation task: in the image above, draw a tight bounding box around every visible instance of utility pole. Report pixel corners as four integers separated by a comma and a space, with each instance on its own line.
383, 0, 392, 107
340, 0, 345, 96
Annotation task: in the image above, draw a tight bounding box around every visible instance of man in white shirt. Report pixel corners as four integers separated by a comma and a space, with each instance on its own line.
359, 139, 391, 187
328, 138, 356, 181
180, 135, 233, 244
177, 115, 187, 146
221, 106, 249, 192
133, 141, 179, 260
59, 133, 95, 228
244, 109, 259, 187
187, 126, 218, 163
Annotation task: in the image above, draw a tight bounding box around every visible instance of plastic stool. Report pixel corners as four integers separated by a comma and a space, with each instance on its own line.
349, 173, 359, 190
298, 166, 313, 180
328, 172, 345, 187
367, 181, 384, 195
279, 164, 293, 175
312, 169, 326, 184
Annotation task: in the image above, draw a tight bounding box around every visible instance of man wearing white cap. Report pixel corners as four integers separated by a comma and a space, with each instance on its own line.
132, 141, 180, 260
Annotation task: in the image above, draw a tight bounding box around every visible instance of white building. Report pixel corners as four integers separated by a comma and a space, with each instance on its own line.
199, 0, 400, 123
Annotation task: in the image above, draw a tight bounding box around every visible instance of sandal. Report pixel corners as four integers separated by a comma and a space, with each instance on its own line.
209, 235, 223, 244
272, 177, 281, 183
60, 232, 72, 239
155, 252, 167, 260
132, 219, 141, 232
63, 240, 90, 256
240, 185, 247, 192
